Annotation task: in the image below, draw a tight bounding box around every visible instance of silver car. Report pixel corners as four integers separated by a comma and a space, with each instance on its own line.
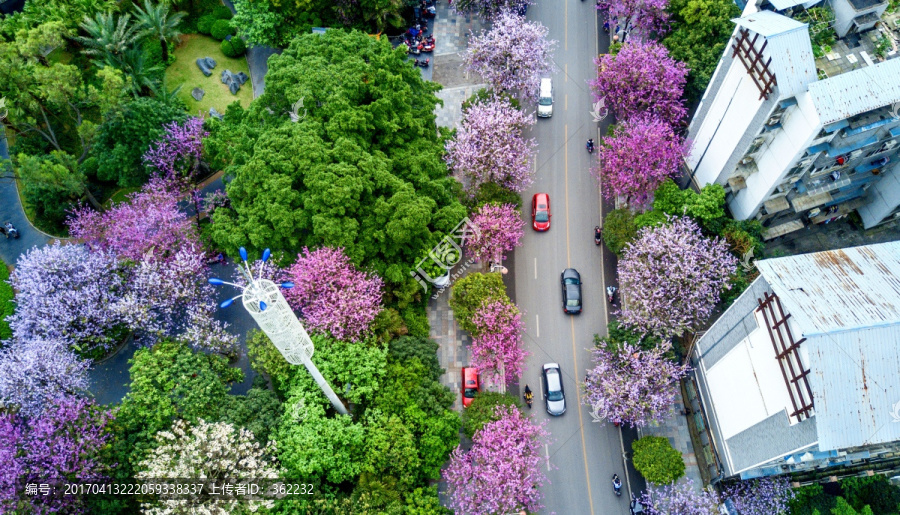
542, 363, 566, 416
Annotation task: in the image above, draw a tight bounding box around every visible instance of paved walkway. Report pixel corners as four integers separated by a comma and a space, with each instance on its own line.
636, 390, 704, 487
221, 0, 280, 99
0, 131, 53, 267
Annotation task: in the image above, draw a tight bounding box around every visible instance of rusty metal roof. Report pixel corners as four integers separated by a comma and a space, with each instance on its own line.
755, 241, 900, 335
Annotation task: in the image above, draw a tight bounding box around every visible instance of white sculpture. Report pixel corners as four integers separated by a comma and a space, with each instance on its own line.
211, 247, 348, 416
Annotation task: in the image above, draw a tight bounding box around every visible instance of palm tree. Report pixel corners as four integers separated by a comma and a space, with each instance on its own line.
116, 46, 163, 97
77, 12, 140, 68
133, 0, 185, 63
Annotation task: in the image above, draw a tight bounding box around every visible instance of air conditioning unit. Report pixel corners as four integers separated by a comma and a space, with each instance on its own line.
740, 156, 755, 165
850, 149, 864, 159
885, 139, 899, 150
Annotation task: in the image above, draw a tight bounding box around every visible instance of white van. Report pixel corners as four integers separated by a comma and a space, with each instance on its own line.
537, 78, 553, 118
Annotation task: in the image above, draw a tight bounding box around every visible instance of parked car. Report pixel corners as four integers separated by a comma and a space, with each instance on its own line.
462, 367, 480, 408
532, 193, 551, 231
542, 363, 566, 415
561, 268, 582, 314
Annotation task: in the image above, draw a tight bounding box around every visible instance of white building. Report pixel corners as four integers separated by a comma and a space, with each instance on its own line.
686, 4, 900, 239
688, 241, 900, 480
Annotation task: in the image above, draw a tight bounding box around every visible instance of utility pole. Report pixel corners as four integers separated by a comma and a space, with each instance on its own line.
210, 247, 349, 416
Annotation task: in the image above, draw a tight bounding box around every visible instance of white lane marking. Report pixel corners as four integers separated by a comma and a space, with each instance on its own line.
536, 315, 540, 338
545, 444, 551, 471
534, 257, 538, 279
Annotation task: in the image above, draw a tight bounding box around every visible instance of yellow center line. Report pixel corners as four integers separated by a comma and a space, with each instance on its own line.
564, 125, 595, 515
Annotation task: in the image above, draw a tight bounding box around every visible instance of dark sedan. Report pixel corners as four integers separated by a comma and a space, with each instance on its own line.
561, 268, 582, 314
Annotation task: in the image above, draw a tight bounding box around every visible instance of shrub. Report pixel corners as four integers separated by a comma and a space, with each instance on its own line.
632, 436, 685, 485
602, 208, 637, 257
400, 305, 430, 339
841, 475, 900, 514
461, 87, 521, 112
0, 261, 13, 341
449, 272, 509, 333
471, 182, 522, 210
220, 36, 246, 57
212, 5, 234, 19
461, 391, 521, 439
197, 14, 217, 35
210, 19, 235, 41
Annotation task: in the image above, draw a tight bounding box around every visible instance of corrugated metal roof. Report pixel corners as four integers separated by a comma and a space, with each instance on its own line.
769, 0, 806, 10
755, 241, 900, 335
808, 59, 900, 125
733, 11, 817, 98
805, 326, 900, 450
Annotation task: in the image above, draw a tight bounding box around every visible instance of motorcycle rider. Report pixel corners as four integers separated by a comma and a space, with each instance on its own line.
523, 385, 533, 407
594, 225, 602, 242
586, 138, 594, 152
612, 474, 622, 495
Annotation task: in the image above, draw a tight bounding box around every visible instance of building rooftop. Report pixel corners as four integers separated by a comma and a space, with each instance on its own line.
813, 11, 900, 82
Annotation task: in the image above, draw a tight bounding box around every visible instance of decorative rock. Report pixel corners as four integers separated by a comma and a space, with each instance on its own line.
196, 57, 217, 76
220, 69, 242, 95
235, 72, 249, 85
191, 87, 205, 101
229, 81, 240, 95
209, 107, 224, 120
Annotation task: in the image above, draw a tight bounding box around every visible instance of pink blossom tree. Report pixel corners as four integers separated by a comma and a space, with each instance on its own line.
282, 247, 384, 342
722, 477, 795, 515
67, 175, 199, 263
444, 405, 550, 514
0, 338, 90, 417
591, 42, 688, 127
0, 396, 113, 514
142, 117, 208, 181
8, 241, 127, 356
445, 96, 537, 192
582, 341, 689, 427
467, 203, 525, 262
464, 11, 556, 99
596, 115, 688, 206
619, 217, 737, 339
597, 0, 670, 41
641, 478, 722, 515
116, 244, 238, 354
470, 300, 527, 387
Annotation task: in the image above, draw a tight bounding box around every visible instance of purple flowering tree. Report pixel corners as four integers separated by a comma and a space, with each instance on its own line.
582, 342, 689, 427
281, 247, 384, 342
453, 0, 531, 19
470, 300, 527, 387
445, 96, 537, 192
444, 405, 550, 514
619, 217, 737, 339
467, 203, 526, 262
8, 241, 127, 356
597, 0, 670, 41
596, 115, 688, 206
142, 117, 208, 181
0, 397, 112, 514
116, 244, 237, 354
722, 477, 795, 515
591, 42, 688, 127
0, 338, 90, 418
641, 478, 722, 515
67, 175, 199, 263
464, 11, 556, 99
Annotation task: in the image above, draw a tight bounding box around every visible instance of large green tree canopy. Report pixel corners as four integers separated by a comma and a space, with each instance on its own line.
209, 29, 466, 286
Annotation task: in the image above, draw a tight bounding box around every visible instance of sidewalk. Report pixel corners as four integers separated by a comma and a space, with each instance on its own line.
636, 390, 704, 487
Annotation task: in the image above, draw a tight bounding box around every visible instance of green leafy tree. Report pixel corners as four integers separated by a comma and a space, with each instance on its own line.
790, 483, 837, 515
387, 336, 444, 381
594, 319, 664, 352
0, 0, 119, 39
602, 208, 638, 257
15, 151, 102, 230
208, 30, 466, 291
652, 179, 726, 230
663, 0, 740, 101
91, 96, 186, 186
0, 262, 13, 341
0, 40, 128, 162
632, 436, 686, 485
841, 475, 900, 514
133, 0, 185, 63
217, 381, 284, 444
362, 412, 422, 491
109, 340, 244, 476
461, 391, 520, 439
831, 497, 875, 515
247, 329, 295, 395
470, 181, 522, 210
14, 21, 70, 67
449, 272, 509, 333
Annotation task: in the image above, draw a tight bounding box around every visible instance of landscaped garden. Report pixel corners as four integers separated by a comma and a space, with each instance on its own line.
167, 34, 252, 116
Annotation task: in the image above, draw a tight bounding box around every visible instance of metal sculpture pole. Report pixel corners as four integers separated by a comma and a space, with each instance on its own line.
210, 247, 348, 416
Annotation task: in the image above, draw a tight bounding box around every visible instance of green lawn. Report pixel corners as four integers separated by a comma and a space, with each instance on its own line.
167, 34, 253, 116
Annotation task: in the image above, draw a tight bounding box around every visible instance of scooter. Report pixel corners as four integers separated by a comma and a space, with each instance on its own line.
406, 41, 421, 55
594, 226, 602, 246
524, 386, 533, 409
612, 474, 622, 497
606, 285, 617, 304
414, 58, 430, 68
418, 37, 435, 52
4, 222, 18, 239
586, 139, 594, 153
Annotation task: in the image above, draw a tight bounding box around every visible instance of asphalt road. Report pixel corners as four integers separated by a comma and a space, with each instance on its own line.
516, 2, 638, 514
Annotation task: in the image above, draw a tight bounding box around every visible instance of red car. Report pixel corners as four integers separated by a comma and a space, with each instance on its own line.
532, 193, 551, 231
462, 367, 480, 408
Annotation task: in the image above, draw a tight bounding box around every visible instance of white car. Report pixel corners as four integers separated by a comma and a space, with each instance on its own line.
542, 363, 566, 416
537, 78, 553, 118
